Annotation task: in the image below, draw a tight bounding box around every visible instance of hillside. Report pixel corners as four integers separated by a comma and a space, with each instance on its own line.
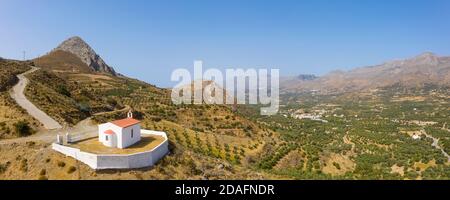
7, 67, 280, 179
172, 80, 235, 106
0, 60, 40, 139
23, 66, 276, 154
35, 50, 93, 73
281, 52, 450, 94
0, 36, 281, 180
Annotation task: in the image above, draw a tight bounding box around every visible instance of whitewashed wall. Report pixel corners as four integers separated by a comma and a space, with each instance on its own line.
98, 123, 112, 143
52, 143, 98, 169
120, 124, 141, 149
52, 130, 169, 170
98, 123, 121, 147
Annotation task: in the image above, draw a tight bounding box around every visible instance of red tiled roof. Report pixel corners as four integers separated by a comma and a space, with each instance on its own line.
111, 118, 140, 128
104, 129, 115, 135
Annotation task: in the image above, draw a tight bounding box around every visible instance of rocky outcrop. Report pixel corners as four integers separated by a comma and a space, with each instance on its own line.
296, 74, 318, 81
53, 36, 116, 75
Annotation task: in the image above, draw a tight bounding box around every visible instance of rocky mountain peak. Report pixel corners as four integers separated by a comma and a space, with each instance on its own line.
54, 36, 116, 75
416, 51, 437, 58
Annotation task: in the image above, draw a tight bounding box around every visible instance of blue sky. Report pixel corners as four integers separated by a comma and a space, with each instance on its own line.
1, 0, 449, 87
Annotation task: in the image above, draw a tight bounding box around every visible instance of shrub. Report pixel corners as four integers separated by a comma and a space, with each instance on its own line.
106, 97, 118, 107
56, 85, 71, 97
153, 117, 162, 122
67, 166, 76, 174
77, 102, 91, 113
20, 159, 28, 172
57, 161, 66, 168
333, 162, 341, 170
13, 121, 33, 136
0, 162, 9, 174
26, 141, 35, 147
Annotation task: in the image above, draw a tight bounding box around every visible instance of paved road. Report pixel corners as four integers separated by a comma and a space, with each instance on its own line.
9, 67, 62, 130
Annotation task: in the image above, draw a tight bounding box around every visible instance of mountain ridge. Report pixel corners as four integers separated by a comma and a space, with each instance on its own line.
281, 52, 450, 94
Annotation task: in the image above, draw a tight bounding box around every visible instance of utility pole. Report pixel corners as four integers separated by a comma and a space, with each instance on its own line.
22, 51, 26, 61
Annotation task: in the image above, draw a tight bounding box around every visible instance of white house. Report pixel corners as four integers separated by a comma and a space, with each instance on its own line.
98, 111, 141, 149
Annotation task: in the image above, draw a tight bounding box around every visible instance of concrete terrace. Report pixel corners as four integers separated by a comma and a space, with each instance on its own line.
68, 134, 166, 154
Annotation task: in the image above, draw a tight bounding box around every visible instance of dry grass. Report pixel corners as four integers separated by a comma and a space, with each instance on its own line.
391, 96, 426, 102
391, 164, 405, 176
70, 73, 113, 81
274, 150, 305, 170
321, 153, 356, 176
0, 93, 41, 138
413, 159, 437, 172
35, 50, 92, 73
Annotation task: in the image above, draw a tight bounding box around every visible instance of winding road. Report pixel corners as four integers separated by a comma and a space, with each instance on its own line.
9, 67, 62, 130
2, 67, 133, 145
2, 67, 127, 145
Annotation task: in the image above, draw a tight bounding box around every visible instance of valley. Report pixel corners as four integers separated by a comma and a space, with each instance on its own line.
241, 85, 450, 179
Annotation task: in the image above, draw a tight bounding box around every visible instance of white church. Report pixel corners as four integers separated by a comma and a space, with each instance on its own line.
53, 110, 170, 169
98, 111, 142, 149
